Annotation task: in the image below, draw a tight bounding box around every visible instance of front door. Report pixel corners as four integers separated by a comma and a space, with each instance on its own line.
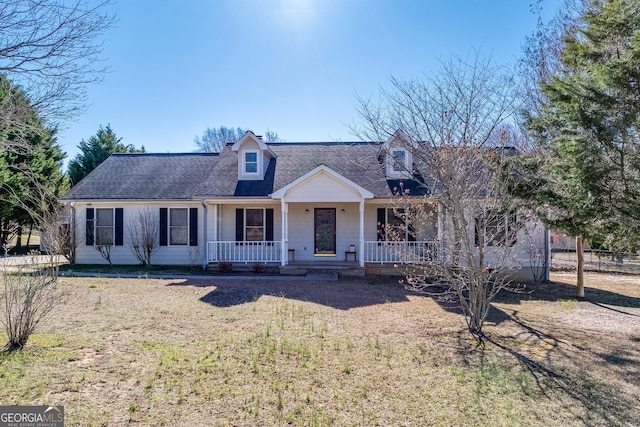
314, 208, 336, 255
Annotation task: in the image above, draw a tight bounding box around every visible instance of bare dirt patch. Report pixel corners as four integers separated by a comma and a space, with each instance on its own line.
0, 272, 638, 425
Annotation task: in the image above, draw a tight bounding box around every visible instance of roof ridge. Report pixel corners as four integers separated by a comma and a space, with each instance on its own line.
111, 152, 219, 157
267, 141, 380, 146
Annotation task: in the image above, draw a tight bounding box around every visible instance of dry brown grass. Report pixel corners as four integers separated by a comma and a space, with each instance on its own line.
0, 272, 639, 426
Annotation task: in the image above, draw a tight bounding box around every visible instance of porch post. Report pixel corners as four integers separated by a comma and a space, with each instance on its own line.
437, 202, 445, 262
201, 200, 208, 269
359, 200, 365, 267
280, 199, 288, 266
212, 204, 218, 262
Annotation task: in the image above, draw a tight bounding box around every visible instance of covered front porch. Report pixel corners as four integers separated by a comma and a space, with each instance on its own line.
203, 164, 443, 271
205, 239, 444, 266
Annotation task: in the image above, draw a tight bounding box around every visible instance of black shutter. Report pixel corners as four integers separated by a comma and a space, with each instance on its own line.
159, 208, 168, 246
114, 208, 124, 246
377, 208, 386, 241
189, 207, 198, 246
265, 208, 274, 241
407, 209, 416, 242
235, 208, 244, 242
86, 208, 94, 246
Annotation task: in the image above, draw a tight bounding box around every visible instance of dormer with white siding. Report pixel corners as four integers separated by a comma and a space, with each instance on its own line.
231, 131, 277, 181
381, 130, 412, 179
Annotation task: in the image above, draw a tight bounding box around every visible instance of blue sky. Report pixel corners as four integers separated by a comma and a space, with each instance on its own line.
58, 0, 561, 160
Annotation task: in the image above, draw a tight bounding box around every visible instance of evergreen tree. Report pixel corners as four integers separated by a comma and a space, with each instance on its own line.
67, 125, 145, 186
0, 75, 67, 249
505, 0, 640, 296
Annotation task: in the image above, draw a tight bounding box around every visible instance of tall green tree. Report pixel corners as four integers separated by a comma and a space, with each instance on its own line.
67, 125, 145, 186
0, 75, 67, 250
505, 0, 640, 296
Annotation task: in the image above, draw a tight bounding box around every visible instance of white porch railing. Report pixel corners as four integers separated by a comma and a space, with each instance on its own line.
206, 240, 441, 265
207, 241, 281, 263
363, 241, 443, 264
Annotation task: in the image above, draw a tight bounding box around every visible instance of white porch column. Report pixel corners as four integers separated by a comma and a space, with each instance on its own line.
212, 204, 218, 241
359, 200, 365, 267
212, 204, 219, 262
280, 199, 288, 266
201, 200, 208, 269
437, 203, 445, 262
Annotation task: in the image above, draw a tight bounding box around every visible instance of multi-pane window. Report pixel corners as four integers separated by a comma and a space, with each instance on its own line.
244, 151, 258, 174
378, 208, 415, 242
169, 208, 188, 245
245, 208, 264, 241
475, 210, 517, 247
390, 149, 407, 173
95, 208, 114, 245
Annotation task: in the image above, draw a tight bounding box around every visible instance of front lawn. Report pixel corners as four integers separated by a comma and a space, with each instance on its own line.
0, 273, 638, 425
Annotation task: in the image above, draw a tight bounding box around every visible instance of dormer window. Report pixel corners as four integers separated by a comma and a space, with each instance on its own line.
386, 148, 410, 177
232, 131, 276, 180
391, 149, 407, 173
244, 150, 259, 174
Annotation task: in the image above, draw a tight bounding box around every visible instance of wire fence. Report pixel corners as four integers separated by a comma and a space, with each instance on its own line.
552, 249, 640, 274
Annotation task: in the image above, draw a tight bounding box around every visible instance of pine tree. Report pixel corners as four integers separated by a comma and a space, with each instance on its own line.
505, 0, 640, 296
67, 125, 145, 186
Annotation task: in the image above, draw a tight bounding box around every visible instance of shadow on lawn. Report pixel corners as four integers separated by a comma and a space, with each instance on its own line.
166, 277, 416, 310
482, 333, 640, 426
426, 278, 640, 328
494, 279, 640, 311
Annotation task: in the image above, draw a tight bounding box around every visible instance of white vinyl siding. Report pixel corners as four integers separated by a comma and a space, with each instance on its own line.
75, 203, 203, 265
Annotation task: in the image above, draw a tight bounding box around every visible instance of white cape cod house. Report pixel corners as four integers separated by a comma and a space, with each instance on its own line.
61, 131, 548, 280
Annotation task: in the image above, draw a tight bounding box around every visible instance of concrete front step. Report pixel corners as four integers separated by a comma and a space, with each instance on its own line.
280, 263, 365, 277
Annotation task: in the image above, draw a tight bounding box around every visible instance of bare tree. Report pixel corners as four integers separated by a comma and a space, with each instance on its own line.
95, 244, 112, 266
0, 187, 70, 351
128, 207, 159, 267
354, 50, 526, 339
0, 0, 114, 129
194, 126, 284, 152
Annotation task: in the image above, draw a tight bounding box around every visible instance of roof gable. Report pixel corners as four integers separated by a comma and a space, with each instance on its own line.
231, 130, 276, 157
271, 164, 374, 202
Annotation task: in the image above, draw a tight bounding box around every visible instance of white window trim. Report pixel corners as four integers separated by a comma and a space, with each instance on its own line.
95, 207, 115, 246
387, 148, 411, 177
244, 207, 266, 242
243, 149, 260, 175
168, 207, 190, 247
382, 208, 411, 241
476, 210, 517, 247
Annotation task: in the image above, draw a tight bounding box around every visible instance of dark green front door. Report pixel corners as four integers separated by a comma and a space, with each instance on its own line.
314, 208, 336, 255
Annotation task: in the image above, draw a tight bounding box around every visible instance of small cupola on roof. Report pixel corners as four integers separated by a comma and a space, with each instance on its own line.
231, 130, 277, 181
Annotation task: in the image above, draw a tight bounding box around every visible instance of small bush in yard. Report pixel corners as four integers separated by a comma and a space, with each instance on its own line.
252, 262, 265, 274
218, 262, 233, 273
1, 255, 67, 350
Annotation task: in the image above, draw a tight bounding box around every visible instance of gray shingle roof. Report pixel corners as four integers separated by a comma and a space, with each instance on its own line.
62, 143, 437, 201
193, 142, 397, 198
61, 153, 220, 200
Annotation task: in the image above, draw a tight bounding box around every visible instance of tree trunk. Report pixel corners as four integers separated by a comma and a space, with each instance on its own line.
15, 225, 22, 249
25, 226, 32, 247
576, 235, 585, 298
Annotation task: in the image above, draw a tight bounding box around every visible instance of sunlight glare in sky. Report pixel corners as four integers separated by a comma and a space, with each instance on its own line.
278, 0, 316, 29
